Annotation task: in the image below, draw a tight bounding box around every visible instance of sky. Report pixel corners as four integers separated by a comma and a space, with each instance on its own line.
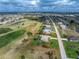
0, 0, 79, 12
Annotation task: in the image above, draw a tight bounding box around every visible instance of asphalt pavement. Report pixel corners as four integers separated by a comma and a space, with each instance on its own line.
48, 16, 67, 59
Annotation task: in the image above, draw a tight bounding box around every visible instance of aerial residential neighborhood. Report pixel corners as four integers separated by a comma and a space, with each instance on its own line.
0, 0, 79, 59
0, 13, 79, 59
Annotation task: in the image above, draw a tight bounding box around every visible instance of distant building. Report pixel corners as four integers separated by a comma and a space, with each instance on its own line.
58, 22, 68, 30
42, 25, 52, 35
60, 25, 67, 30
40, 35, 51, 42
67, 36, 79, 42
0, 14, 24, 25
45, 25, 51, 28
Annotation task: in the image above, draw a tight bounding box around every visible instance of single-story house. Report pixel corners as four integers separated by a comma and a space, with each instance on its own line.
67, 36, 79, 42
40, 35, 51, 42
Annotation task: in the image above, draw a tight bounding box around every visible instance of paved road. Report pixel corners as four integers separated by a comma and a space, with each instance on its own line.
48, 16, 67, 59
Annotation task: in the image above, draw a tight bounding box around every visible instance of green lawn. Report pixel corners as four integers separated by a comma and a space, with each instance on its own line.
0, 28, 12, 34
0, 29, 25, 48
63, 41, 79, 59
31, 36, 59, 49
49, 39, 59, 48
31, 35, 48, 46
60, 32, 68, 38
31, 39, 48, 46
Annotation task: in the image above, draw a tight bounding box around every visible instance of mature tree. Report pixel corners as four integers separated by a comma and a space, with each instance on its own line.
21, 55, 25, 59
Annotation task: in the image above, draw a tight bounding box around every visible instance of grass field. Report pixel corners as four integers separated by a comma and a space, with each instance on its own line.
0, 29, 25, 48
63, 41, 79, 59
49, 39, 59, 48
0, 28, 12, 34
31, 39, 48, 46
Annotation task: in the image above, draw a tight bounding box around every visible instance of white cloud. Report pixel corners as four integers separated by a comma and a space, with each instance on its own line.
17, 0, 40, 7
54, 0, 76, 6
30, 0, 39, 5
0, 0, 40, 5
31, 0, 37, 5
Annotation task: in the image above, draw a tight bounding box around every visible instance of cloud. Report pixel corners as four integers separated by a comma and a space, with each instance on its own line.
54, 0, 76, 6
0, 0, 40, 6
0, 0, 41, 12
0, 0, 78, 12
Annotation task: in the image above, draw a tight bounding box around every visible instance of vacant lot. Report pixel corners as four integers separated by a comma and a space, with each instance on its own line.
19, 47, 60, 59
26, 22, 42, 35
64, 29, 79, 37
